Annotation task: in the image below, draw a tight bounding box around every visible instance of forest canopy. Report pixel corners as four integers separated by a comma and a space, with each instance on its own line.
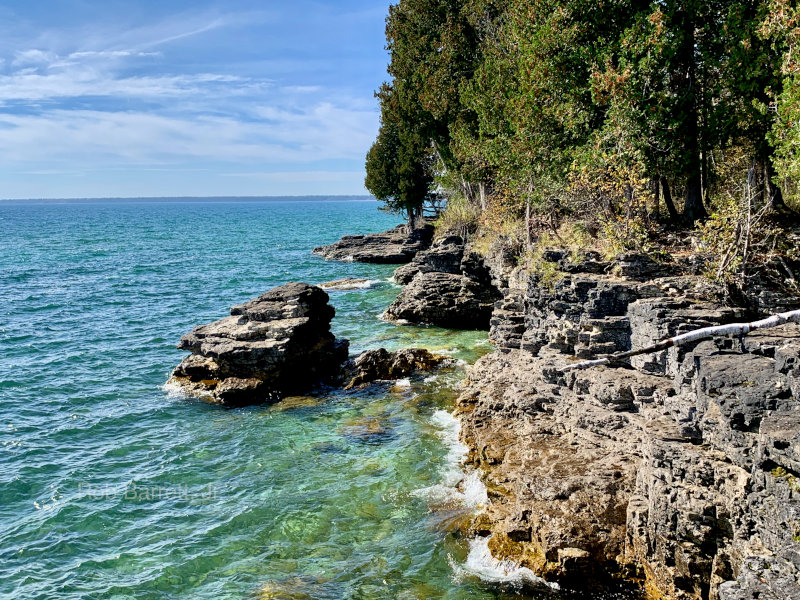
365, 0, 800, 293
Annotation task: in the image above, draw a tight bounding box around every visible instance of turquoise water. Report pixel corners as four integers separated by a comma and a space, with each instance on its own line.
0, 200, 535, 600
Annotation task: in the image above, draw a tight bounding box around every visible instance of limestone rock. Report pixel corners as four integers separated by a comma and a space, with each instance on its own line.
169, 282, 348, 405
385, 237, 501, 329
343, 347, 450, 389
455, 251, 800, 597
312, 224, 433, 264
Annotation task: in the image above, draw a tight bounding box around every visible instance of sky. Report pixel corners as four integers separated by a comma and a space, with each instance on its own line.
0, 0, 390, 198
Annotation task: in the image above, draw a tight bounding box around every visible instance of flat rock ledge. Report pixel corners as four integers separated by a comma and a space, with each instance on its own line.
169, 282, 348, 406
456, 252, 800, 598
312, 223, 434, 264
385, 235, 501, 329
343, 347, 451, 389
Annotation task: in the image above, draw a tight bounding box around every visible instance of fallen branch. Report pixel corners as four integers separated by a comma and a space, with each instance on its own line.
561, 308, 800, 372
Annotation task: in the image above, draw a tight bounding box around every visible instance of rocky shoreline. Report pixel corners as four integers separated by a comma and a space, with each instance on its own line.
461, 248, 800, 599
172, 224, 800, 599
310, 225, 800, 598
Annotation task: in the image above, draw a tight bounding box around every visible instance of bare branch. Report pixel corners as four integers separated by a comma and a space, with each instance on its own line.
560, 309, 800, 372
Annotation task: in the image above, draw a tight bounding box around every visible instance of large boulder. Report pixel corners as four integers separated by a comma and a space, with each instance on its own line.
169, 282, 348, 405
312, 224, 434, 264
385, 236, 501, 329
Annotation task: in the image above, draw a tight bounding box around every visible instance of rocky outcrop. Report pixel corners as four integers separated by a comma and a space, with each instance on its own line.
169, 282, 348, 405
384, 236, 501, 329
456, 253, 800, 598
342, 347, 451, 389
312, 224, 434, 264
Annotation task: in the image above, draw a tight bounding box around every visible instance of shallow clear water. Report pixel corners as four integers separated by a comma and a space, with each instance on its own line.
0, 200, 540, 600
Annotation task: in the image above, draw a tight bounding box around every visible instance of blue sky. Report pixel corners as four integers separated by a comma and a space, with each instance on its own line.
0, 1, 390, 198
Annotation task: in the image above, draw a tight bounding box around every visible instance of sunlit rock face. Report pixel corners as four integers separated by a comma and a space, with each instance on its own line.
456, 250, 800, 598
386, 236, 501, 330
312, 223, 434, 264
169, 282, 348, 405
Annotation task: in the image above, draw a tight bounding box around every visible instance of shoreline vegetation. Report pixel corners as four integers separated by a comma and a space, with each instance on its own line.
364, 0, 800, 307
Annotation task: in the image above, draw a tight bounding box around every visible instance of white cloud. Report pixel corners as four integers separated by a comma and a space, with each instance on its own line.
0, 69, 247, 103
12, 48, 56, 67
0, 104, 376, 166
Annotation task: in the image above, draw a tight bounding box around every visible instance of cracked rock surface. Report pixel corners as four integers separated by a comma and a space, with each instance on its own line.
457, 252, 800, 598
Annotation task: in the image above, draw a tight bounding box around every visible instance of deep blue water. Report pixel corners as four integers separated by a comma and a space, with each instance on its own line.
0, 200, 534, 600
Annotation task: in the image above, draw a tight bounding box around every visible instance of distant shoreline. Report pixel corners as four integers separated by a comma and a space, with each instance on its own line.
0, 195, 376, 204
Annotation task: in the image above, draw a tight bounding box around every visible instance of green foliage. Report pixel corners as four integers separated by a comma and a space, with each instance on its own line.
763, 0, 800, 207
434, 195, 482, 238
367, 0, 800, 275
771, 466, 800, 492
364, 104, 434, 224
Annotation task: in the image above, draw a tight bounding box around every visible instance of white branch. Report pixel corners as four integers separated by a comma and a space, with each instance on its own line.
561, 309, 800, 372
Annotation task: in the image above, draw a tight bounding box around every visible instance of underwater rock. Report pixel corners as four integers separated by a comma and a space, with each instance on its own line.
169, 282, 348, 406
343, 347, 451, 389
312, 223, 434, 264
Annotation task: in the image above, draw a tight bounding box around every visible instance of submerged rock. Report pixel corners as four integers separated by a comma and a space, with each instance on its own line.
312, 223, 434, 264
169, 282, 348, 406
385, 236, 501, 329
343, 347, 450, 389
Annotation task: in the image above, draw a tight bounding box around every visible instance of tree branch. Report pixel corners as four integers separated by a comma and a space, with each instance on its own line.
560, 309, 800, 372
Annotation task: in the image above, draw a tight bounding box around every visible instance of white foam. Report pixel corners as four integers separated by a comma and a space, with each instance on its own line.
435, 347, 460, 355
321, 278, 382, 291
391, 378, 412, 389
451, 537, 559, 591
162, 380, 188, 399
378, 310, 409, 325
412, 411, 488, 509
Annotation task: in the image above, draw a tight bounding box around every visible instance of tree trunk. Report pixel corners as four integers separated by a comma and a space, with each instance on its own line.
679, 9, 708, 224
651, 177, 661, 219
765, 159, 786, 210
660, 176, 680, 222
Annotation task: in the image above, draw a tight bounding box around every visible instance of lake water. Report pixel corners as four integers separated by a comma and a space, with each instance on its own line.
0, 199, 548, 600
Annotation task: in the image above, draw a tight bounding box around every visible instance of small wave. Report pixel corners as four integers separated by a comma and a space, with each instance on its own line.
391, 378, 412, 389
378, 311, 409, 325
320, 278, 382, 291
451, 536, 559, 591
161, 380, 188, 399
413, 411, 488, 509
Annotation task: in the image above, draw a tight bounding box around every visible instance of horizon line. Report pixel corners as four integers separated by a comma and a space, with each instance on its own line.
0, 194, 377, 203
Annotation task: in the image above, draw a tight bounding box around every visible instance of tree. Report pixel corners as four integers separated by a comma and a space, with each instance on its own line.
365, 86, 434, 226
